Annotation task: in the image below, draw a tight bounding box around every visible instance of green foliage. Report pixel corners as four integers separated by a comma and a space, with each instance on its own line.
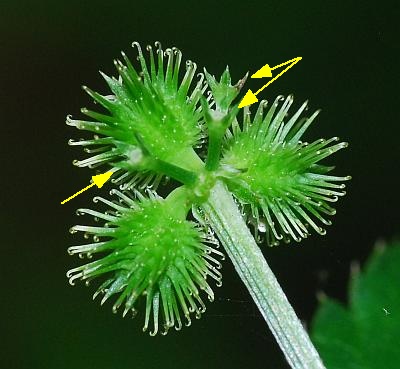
311, 241, 400, 369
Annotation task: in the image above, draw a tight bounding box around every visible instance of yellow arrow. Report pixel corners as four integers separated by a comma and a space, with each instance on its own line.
61, 171, 113, 204
238, 57, 302, 108
251, 64, 273, 78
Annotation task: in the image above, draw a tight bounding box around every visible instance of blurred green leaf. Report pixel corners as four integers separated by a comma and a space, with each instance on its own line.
311, 241, 400, 369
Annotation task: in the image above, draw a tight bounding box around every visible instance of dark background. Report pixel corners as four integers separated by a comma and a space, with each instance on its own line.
1, 0, 398, 368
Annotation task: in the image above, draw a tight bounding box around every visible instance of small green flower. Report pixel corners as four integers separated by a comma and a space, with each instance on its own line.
204, 66, 247, 113
221, 95, 351, 245
67, 188, 223, 335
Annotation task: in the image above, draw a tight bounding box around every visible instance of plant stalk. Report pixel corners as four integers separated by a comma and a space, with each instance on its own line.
201, 181, 326, 369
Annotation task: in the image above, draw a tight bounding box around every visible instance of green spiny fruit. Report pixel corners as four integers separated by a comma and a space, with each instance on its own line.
221, 95, 351, 245
67, 188, 223, 335
67, 42, 206, 190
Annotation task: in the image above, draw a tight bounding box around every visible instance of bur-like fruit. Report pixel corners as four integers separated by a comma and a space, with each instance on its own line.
67, 42, 207, 190
67, 189, 223, 335
221, 95, 351, 245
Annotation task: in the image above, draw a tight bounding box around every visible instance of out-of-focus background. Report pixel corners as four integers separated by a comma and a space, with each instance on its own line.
1, 0, 398, 368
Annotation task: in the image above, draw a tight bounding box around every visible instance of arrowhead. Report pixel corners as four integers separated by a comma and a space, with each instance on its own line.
92, 172, 113, 188
238, 89, 258, 108
251, 64, 272, 78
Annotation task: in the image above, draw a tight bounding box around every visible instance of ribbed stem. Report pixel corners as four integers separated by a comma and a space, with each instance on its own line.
201, 181, 326, 369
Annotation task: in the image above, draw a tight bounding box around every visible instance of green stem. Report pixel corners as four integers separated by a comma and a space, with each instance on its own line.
201, 181, 326, 369
150, 158, 198, 187
202, 98, 239, 172
205, 132, 223, 171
